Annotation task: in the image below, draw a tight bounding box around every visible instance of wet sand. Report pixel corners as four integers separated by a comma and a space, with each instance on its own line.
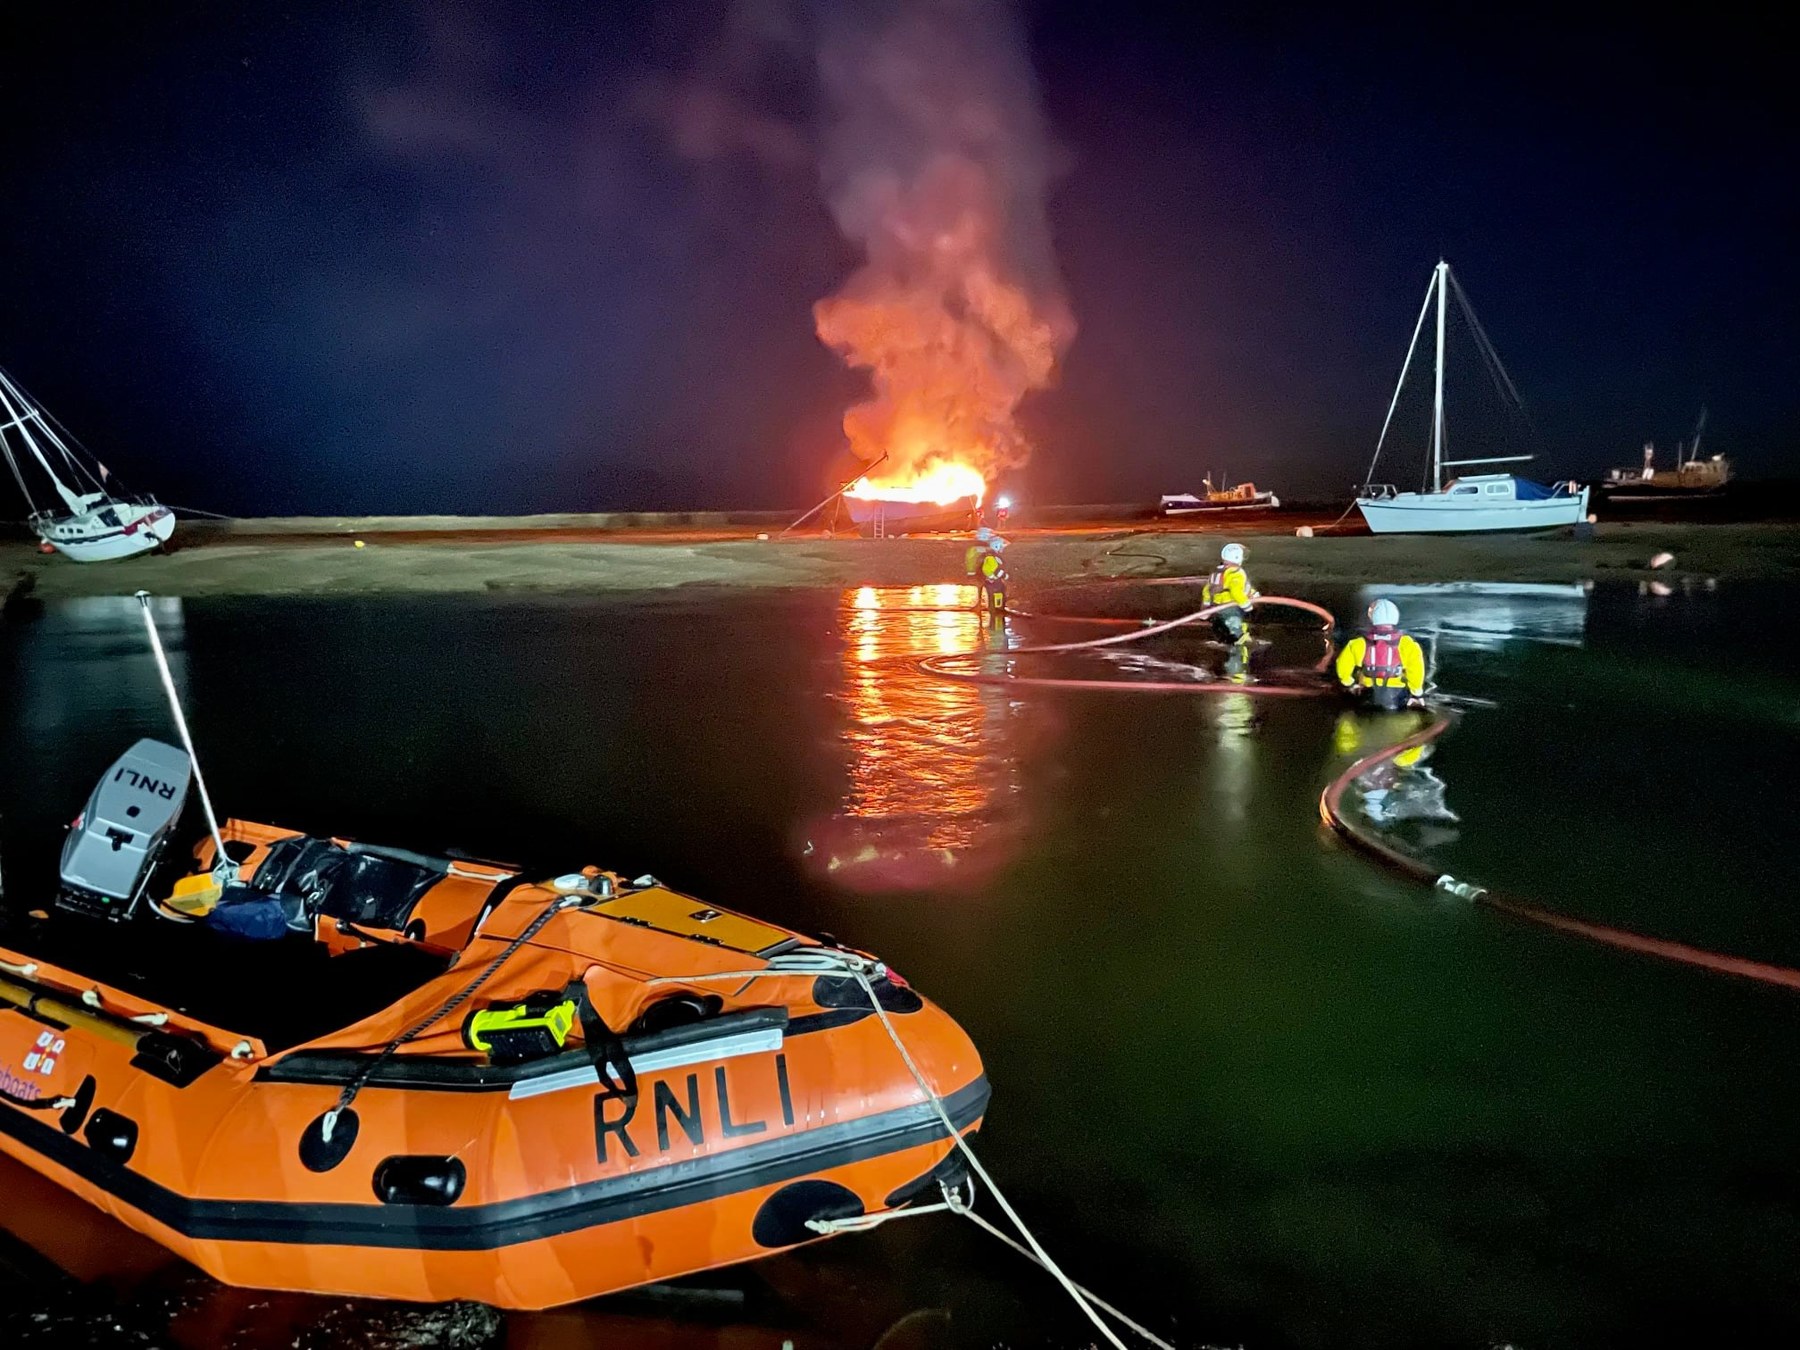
5, 519, 1798, 604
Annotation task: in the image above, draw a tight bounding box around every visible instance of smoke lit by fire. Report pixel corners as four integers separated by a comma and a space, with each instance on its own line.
814, 1, 1073, 505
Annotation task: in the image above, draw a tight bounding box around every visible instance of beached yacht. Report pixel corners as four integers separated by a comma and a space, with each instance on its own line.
0, 363, 174, 560
1355, 262, 1588, 534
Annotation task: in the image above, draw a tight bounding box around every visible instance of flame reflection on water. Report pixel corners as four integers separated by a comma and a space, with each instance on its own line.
822, 584, 1030, 888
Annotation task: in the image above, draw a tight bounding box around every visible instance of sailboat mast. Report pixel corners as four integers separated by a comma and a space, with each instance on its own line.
0, 367, 85, 515
1431, 260, 1448, 493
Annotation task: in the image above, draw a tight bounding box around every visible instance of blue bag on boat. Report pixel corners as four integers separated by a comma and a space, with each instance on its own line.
204, 886, 290, 941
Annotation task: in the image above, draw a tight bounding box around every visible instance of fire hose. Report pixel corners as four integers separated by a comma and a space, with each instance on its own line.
919, 595, 1337, 695
1317, 715, 1800, 991
916, 586, 1800, 994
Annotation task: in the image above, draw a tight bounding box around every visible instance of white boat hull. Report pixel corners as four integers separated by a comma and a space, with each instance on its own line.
1356, 487, 1588, 534
38, 501, 176, 561
1161, 492, 1279, 515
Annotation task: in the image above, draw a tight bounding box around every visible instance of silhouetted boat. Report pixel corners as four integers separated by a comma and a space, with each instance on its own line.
1599, 409, 1731, 501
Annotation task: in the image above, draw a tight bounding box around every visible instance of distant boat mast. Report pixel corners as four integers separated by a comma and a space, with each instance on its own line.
1371, 260, 1534, 495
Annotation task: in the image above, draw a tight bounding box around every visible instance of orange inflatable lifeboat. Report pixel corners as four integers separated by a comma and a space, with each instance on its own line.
0, 744, 986, 1310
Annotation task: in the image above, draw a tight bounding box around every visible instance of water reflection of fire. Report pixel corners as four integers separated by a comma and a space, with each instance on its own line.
814, 584, 1025, 890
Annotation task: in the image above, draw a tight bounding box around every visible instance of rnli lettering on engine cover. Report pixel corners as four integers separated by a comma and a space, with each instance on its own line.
595, 1052, 797, 1163
115, 767, 179, 800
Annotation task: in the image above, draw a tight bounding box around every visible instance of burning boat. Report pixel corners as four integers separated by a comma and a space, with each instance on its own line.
842, 461, 985, 536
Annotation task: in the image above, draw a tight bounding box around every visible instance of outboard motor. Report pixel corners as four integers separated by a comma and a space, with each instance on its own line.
57, 739, 192, 920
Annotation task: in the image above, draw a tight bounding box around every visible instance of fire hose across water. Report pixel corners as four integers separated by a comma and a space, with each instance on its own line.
917, 584, 1800, 994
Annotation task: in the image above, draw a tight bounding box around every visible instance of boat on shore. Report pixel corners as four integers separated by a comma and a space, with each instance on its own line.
1599, 409, 1731, 502
1160, 478, 1279, 515
0, 364, 175, 561
843, 494, 980, 535
1354, 262, 1588, 534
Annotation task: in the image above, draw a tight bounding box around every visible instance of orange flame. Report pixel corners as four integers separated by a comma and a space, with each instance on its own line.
814, 153, 1073, 507
844, 459, 987, 506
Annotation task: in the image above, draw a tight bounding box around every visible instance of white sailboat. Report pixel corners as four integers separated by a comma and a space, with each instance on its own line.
0, 363, 175, 561
1355, 261, 1588, 534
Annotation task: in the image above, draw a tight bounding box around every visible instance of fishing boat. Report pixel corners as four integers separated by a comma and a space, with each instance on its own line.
1598, 409, 1731, 502
1160, 478, 1280, 515
0, 609, 986, 1311
1354, 262, 1588, 534
0, 363, 175, 561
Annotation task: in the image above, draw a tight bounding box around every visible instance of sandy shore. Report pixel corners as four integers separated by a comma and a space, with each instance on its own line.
5, 521, 1798, 605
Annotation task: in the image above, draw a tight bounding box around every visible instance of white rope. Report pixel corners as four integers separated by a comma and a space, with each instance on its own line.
844, 964, 1131, 1350
954, 1201, 1176, 1350
805, 1193, 965, 1234
646, 946, 1155, 1347
808, 1177, 1176, 1350
135, 591, 231, 874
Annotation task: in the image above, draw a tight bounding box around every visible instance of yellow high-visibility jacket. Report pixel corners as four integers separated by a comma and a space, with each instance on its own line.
1335, 631, 1426, 694
964, 544, 987, 576
980, 553, 1005, 582
1203, 563, 1256, 608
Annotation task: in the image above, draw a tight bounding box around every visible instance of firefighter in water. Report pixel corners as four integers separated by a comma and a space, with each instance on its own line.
1202, 542, 1258, 674
964, 526, 999, 580
977, 536, 1010, 627
1335, 598, 1428, 711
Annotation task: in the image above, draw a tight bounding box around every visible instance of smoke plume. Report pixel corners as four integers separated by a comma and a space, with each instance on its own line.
810, 0, 1074, 485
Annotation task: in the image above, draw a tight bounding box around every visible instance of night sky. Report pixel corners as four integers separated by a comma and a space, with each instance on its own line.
1, 3, 1792, 516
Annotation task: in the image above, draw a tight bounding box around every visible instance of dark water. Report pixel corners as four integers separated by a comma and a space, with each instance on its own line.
2, 578, 1798, 1349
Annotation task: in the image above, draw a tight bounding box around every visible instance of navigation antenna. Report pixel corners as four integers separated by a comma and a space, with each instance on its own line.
134, 590, 231, 877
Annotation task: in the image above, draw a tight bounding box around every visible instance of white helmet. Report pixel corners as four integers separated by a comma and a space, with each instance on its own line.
1368, 598, 1400, 627
1220, 542, 1246, 565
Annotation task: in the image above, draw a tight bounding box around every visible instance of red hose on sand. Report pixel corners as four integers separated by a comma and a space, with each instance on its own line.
1319, 716, 1800, 992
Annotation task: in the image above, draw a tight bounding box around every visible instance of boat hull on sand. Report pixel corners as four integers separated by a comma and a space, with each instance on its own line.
38, 501, 175, 561
843, 495, 978, 534
1357, 476, 1589, 534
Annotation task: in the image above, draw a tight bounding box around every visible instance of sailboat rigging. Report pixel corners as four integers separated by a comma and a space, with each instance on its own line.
0, 363, 175, 561
1355, 261, 1589, 534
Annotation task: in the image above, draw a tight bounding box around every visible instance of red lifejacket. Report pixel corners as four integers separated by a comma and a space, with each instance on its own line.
1359, 625, 1406, 686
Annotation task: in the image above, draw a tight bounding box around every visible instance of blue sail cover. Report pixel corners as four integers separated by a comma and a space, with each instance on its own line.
1511, 477, 1563, 500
